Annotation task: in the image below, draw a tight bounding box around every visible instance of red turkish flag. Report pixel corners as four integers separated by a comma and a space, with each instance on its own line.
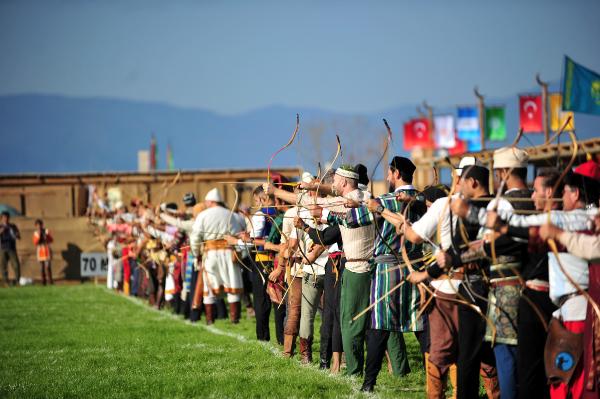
519, 95, 543, 133
403, 118, 432, 150
448, 133, 466, 156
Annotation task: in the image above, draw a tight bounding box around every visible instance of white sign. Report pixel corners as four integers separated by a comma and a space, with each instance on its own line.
81, 253, 108, 277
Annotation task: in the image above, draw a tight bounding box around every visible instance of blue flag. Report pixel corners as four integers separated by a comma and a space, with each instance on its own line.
456, 107, 480, 141
562, 56, 600, 115
465, 135, 482, 152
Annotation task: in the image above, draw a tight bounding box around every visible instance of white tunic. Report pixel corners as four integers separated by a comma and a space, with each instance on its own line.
410, 194, 462, 294
189, 206, 244, 297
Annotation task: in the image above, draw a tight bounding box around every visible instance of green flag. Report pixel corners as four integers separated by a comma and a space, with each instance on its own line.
562, 56, 600, 115
485, 106, 506, 141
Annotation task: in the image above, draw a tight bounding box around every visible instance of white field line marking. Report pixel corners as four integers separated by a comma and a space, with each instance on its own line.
107, 287, 369, 397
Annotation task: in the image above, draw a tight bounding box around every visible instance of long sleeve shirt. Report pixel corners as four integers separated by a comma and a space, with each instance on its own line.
159, 213, 194, 234
559, 231, 600, 261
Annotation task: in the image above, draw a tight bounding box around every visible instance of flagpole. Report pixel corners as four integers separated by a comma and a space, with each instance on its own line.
536, 74, 550, 143
422, 101, 434, 131
422, 101, 435, 187
474, 86, 485, 151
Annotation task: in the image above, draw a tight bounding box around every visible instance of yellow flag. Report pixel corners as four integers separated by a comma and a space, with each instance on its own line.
549, 93, 575, 131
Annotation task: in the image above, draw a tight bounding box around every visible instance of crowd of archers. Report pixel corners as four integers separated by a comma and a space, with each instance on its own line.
88, 143, 600, 399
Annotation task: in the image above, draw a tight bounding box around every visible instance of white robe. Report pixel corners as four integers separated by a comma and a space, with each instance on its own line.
190, 206, 244, 301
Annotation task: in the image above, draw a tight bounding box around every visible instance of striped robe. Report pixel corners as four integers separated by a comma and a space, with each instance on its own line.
327, 187, 426, 331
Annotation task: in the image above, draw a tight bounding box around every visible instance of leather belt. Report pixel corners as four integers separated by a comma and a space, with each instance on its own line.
525, 279, 550, 292
374, 254, 399, 264
558, 292, 584, 308
489, 262, 521, 281
204, 240, 229, 251
346, 258, 371, 263
490, 276, 522, 287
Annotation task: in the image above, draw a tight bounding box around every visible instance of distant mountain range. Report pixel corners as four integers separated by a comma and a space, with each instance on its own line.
1, 90, 599, 174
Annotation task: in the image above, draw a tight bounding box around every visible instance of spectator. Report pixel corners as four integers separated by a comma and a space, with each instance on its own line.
33, 219, 53, 285
0, 211, 21, 286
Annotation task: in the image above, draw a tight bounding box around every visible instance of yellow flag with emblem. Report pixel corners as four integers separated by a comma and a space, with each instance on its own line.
549, 93, 575, 131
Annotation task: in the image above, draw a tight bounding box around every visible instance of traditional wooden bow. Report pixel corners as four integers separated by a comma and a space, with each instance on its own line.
369, 118, 393, 193
267, 114, 299, 185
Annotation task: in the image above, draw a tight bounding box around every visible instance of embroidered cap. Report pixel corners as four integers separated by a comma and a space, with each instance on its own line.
493, 147, 529, 169
335, 167, 359, 180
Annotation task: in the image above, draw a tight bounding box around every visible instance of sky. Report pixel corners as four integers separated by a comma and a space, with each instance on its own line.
1, 0, 599, 116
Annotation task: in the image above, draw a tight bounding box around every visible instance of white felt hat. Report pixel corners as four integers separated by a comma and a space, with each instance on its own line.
493, 147, 529, 169
204, 188, 223, 202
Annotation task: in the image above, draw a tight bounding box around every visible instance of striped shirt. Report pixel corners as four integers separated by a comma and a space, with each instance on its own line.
326, 186, 427, 331
325, 187, 424, 261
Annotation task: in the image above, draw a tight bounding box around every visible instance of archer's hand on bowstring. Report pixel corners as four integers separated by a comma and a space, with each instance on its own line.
395, 192, 412, 202
298, 181, 316, 191
366, 199, 381, 213
367, 198, 405, 231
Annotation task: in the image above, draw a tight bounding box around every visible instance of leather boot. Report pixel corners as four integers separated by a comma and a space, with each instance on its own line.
426, 357, 445, 399
282, 334, 296, 358
319, 345, 330, 369
319, 356, 330, 369
448, 363, 457, 399
229, 301, 241, 324
480, 365, 500, 399
386, 350, 393, 374
204, 304, 215, 325
299, 337, 313, 364
330, 352, 341, 374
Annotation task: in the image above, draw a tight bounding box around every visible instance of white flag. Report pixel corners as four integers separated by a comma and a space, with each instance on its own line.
434, 115, 456, 149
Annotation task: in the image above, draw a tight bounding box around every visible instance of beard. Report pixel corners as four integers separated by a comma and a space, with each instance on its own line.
331, 184, 339, 196
388, 182, 395, 193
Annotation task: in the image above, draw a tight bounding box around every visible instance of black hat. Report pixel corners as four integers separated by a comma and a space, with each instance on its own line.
462, 165, 489, 187
182, 192, 197, 207
165, 202, 178, 211
390, 156, 416, 176
355, 163, 369, 186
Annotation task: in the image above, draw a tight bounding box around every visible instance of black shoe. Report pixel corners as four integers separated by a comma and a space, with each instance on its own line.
360, 383, 374, 392
319, 359, 330, 369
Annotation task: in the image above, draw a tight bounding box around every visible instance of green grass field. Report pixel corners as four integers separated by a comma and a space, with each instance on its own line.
0, 284, 427, 398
